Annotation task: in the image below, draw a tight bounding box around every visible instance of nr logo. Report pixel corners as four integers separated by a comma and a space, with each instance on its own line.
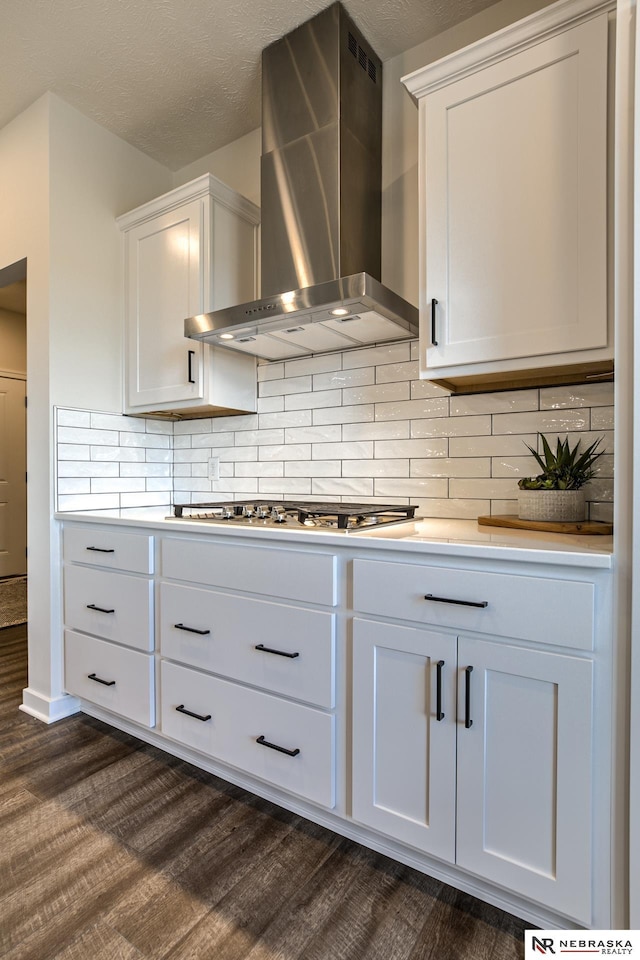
531, 938, 556, 955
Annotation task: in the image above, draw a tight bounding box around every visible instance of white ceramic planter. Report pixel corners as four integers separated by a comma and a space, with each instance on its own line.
517, 489, 586, 522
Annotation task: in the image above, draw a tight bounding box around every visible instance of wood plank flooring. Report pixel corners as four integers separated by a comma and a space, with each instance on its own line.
0, 626, 528, 959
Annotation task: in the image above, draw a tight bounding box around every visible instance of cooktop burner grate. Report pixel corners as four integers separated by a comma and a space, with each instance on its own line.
170, 500, 417, 530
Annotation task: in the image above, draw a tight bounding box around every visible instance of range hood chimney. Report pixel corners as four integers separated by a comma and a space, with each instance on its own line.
185, 2, 418, 361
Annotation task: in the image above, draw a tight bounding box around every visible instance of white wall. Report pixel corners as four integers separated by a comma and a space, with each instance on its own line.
48, 95, 172, 413
0, 308, 26, 375
173, 128, 261, 206
0, 92, 174, 721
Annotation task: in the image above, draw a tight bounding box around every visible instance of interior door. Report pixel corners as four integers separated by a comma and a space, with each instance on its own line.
0, 376, 26, 576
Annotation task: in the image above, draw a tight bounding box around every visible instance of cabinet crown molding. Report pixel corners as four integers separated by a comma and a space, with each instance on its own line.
116, 173, 260, 232
401, 0, 614, 100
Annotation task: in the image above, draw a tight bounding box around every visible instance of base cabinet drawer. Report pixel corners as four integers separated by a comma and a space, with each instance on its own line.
63, 526, 154, 573
161, 537, 337, 606
159, 582, 335, 708
160, 660, 335, 808
353, 558, 594, 650
64, 565, 154, 651
64, 629, 155, 727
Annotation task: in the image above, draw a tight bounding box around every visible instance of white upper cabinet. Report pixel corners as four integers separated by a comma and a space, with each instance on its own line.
402, 0, 612, 391
118, 175, 260, 418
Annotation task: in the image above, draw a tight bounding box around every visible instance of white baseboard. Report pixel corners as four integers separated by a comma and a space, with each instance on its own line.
19, 687, 81, 723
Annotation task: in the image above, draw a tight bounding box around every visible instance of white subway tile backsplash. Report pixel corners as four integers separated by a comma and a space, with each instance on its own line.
539, 382, 614, 410
312, 477, 374, 498
91, 412, 145, 432
285, 460, 341, 478
450, 390, 539, 417
490, 500, 519, 516
343, 459, 409, 478
313, 405, 375, 426
413, 498, 490, 520
492, 410, 589, 435
450, 478, 522, 500
57, 478, 91, 495
58, 494, 120, 511
374, 478, 448, 498
285, 354, 342, 377
58, 461, 119, 478
449, 435, 538, 458
313, 367, 374, 391
376, 360, 419, 383
58, 426, 119, 446
57, 409, 91, 428
374, 439, 448, 459
411, 415, 491, 439
343, 421, 410, 441
120, 432, 171, 449
259, 375, 312, 397
591, 407, 614, 431
90, 446, 146, 463
411, 458, 491, 478
342, 343, 411, 369
376, 397, 449, 422
285, 425, 342, 444
344, 382, 409, 406
56, 355, 615, 519
58, 444, 90, 460
285, 389, 342, 411
312, 441, 373, 460
261, 444, 311, 461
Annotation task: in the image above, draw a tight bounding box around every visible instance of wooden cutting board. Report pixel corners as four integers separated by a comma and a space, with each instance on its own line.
477, 515, 613, 535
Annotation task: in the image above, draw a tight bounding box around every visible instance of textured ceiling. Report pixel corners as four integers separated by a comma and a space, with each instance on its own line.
0, 0, 498, 170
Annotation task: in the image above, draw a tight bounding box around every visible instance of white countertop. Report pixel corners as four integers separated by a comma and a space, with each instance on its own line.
55, 507, 614, 569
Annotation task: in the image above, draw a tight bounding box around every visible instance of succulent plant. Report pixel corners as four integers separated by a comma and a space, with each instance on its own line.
517, 433, 604, 491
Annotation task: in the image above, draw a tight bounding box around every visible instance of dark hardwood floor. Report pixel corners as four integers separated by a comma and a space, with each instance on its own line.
0, 626, 527, 959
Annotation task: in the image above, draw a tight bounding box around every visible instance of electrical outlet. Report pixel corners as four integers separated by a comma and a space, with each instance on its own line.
208, 456, 220, 481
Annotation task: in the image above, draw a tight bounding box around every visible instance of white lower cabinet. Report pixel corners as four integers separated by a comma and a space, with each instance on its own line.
352, 617, 594, 924
160, 660, 335, 808
64, 629, 155, 727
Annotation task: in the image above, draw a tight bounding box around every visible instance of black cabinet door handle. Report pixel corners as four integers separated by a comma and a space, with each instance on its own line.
255, 643, 300, 659
86, 546, 115, 553
86, 603, 115, 614
431, 298, 438, 346
188, 349, 196, 383
174, 623, 211, 636
88, 672, 115, 687
436, 659, 445, 721
424, 594, 488, 609
176, 704, 211, 722
256, 735, 300, 757
465, 666, 474, 729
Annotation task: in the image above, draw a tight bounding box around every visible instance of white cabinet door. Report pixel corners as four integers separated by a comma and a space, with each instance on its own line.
412, 13, 608, 378
352, 618, 456, 862
456, 637, 593, 924
126, 198, 205, 409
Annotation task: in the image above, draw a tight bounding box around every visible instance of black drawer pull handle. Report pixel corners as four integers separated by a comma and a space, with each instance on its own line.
188, 349, 196, 383
431, 297, 438, 346
86, 546, 115, 553
255, 643, 300, 659
465, 666, 473, 729
88, 672, 115, 687
86, 603, 115, 614
176, 704, 211, 722
436, 659, 445, 721
174, 623, 211, 636
424, 594, 488, 609
256, 735, 300, 757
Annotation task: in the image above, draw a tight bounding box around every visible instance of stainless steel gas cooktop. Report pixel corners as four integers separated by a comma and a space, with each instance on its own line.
169, 500, 417, 532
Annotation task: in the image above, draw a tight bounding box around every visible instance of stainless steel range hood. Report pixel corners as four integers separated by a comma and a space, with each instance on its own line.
185, 3, 418, 362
